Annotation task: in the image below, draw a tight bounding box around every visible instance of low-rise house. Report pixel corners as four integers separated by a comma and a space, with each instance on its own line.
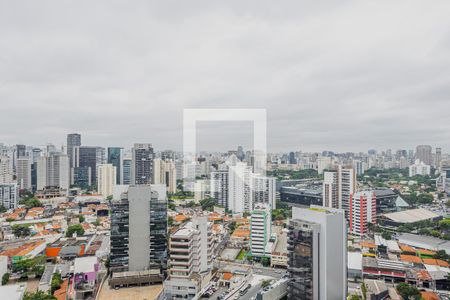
73, 256, 101, 300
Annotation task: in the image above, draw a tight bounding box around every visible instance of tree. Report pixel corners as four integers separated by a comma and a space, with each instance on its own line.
0, 205, 7, 213
200, 198, 216, 211
2, 273, 10, 285
228, 221, 237, 234
417, 193, 433, 204
51, 272, 63, 294
21, 197, 43, 209
78, 215, 85, 223
23, 291, 56, 300
168, 216, 174, 226
260, 279, 272, 288
12, 224, 31, 237
349, 295, 362, 300
66, 224, 85, 237
396, 283, 422, 300
261, 257, 270, 267
381, 231, 392, 240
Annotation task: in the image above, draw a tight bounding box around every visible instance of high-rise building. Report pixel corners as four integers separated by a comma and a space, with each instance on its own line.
16, 144, 26, 158
442, 163, 450, 196
67, 133, 81, 168
0, 183, 19, 209
153, 158, 177, 194
251, 174, 276, 210
107, 147, 123, 185
409, 159, 431, 177
0, 156, 13, 184
97, 164, 116, 197
72, 146, 104, 187
289, 152, 297, 164
250, 203, 272, 259
36, 153, 70, 192
435, 147, 442, 170
131, 143, 154, 185
287, 206, 347, 300
416, 145, 432, 166
164, 216, 213, 299
323, 165, 356, 218
122, 157, 132, 185
210, 170, 228, 208
228, 162, 252, 213
349, 191, 377, 236
110, 185, 167, 273
161, 150, 175, 161
16, 157, 32, 191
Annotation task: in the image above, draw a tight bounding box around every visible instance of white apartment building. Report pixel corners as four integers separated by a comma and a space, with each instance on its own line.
409, 159, 431, 177
36, 153, 69, 192
251, 174, 276, 210
97, 164, 116, 197
164, 216, 213, 300
228, 162, 252, 213
153, 158, 177, 193
0, 156, 13, 184
0, 183, 18, 209
349, 191, 377, 237
323, 165, 356, 218
250, 203, 272, 258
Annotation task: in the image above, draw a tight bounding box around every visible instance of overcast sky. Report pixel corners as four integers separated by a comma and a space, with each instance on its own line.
1, 1, 450, 153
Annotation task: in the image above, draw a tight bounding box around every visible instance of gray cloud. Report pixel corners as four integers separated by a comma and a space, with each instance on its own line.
0, 1, 449, 152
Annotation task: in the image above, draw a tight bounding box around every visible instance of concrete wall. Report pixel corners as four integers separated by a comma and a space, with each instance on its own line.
128, 185, 151, 271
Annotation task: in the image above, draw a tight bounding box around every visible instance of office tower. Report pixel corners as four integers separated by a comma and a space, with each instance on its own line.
289, 152, 297, 164
287, 206, 347, 300
210, 170, 228, 208
250, 203, 272, 259
228, 162, 252, 213
16, 144, 26, 158
67, 133, 81, 168
164, 216, 213, 299
46, 144, 57, 155
436, 147, 442, 170
153, 158, 177, 194
0, 156, 13, 184
97, 164, 116, 197
161, 150, 175, 161
0, 183, 19, 209
251, 174, 277, 210
349, 191, 376, 236
73, 146, 103, 186
122, 157, 131, 185
323, 165, 356, 218
110, 185, 167, 273
30, 148, 42, 192
107, 147, 123, 185
409, 159, 431, 177
16, 157, 32, 191
416, 145, 432, 165
36, 153, 70, 192
236, 146, 245, 161
131, 143, 154, 185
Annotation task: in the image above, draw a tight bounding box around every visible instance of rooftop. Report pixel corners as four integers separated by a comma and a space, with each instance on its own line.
383, 208, 440, 224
